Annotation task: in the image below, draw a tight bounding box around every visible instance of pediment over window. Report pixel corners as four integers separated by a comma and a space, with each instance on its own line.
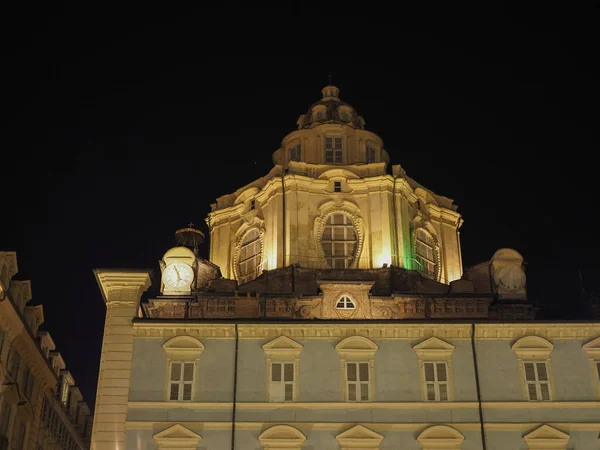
417, 425, 464, 450
583, 336, 600, 359
335, 336, 378, 360
523, 424, 569, 449
163, 336, 205, 359
512, 336, 554, 360
263, 335, 303, 359
336, 425, 383, 448
413, 337, 455, 359
258, 425, 306, 449
153, 424, 201, 449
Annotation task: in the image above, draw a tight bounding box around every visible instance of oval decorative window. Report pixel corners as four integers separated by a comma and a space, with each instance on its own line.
321, 213, 358, 268
414, 228, 437, 279
238, 229, 262, 284
336, 295, 355, 309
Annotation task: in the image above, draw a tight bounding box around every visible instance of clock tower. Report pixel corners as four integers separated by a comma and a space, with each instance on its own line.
159, 225, 220, 296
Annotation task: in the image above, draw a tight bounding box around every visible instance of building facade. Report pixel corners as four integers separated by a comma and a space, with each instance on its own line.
0, 252, 92, 450
91, 86, 600, 450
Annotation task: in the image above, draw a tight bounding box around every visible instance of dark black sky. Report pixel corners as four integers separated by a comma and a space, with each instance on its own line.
1, 5, 598, 409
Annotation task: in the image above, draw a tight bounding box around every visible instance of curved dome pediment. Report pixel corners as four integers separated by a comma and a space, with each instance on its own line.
318, 168, 361, 180
234, 187, 261, 205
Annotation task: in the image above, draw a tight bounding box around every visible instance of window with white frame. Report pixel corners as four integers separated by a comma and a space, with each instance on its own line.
238, 229, 262, 284
169, 361, 195, 401
582, 337, 600, 399
336, 295, 355, 310
163, 336, 204, 403
512, 335, 554, 402
262, 335, 303, 403
413, 336, 455, 402
415, 228, 436, 279
346, 362, 370, 402
424, 361, 449, 401
269, 362, 295, 402
336, 336, 378, 403
289, 144, 301, 162
321, 213, 357, 268
325, 136, 343, 163
523, 361, 551, 401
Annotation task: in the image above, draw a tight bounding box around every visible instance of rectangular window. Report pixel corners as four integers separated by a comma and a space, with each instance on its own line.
61, 380, 70, 405
269, 362, 294, 402
0, 404, 10, 436
0, 329, 5, 357
169, 361, 194, 401
346, 362, 370, 402
334, 181, 341, 192
325, 136, 343, 163
524, 361, 551, 401
367, 146, 376, 163
424, 362, 449, 401
23, 368, 34, 400
289, 144, 301, 162
8, 350, 20, 379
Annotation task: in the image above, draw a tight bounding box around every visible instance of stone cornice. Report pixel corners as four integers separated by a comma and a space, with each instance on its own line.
132, 322, 600, 340
475, 323, 600, 340
133, 322, 474, 339
93, 269, 152, 305
125, 421, 600, 432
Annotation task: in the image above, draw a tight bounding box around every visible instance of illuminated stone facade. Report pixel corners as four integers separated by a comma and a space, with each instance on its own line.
0, 252, 92, 450
207, 85, 463, 284
90, 86, 600, 450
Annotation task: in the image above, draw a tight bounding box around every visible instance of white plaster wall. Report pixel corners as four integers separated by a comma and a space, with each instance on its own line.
474, 340, 523, 401
126, 428, 231, 450
552, 340, 596, 400
129, 338, 235, 402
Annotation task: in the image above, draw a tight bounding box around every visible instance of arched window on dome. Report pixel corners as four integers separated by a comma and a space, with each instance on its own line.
325, 136, 343, 164
414, 228, 437, 280
238, 229, 263, 284
321, 213, 357, 268
289, 144, 301, 162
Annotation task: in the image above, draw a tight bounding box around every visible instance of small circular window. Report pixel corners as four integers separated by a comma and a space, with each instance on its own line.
336, 296, 355, 310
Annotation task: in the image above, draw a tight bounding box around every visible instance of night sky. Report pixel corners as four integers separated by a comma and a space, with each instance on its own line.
2, 6, 598, 410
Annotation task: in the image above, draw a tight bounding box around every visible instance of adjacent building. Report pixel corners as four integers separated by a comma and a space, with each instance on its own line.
91, 86, 600, 450
0, 252, 92, 449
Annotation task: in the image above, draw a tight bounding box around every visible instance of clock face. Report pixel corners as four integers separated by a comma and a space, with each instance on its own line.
163, 262, 194, 289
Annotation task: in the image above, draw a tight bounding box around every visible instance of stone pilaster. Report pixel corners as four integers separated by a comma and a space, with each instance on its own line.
91, 270, 151, 450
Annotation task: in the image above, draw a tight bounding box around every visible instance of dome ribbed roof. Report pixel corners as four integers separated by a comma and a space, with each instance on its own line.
298, 85, 365, 130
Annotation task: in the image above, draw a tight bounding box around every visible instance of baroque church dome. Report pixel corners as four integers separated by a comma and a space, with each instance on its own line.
297, 85, 366, 130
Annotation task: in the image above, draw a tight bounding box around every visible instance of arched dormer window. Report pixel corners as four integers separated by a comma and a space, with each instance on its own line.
336, 295, 355, 310
321, 214, 357, 268
414, 228, 437, 280
237, 229, 263, 284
